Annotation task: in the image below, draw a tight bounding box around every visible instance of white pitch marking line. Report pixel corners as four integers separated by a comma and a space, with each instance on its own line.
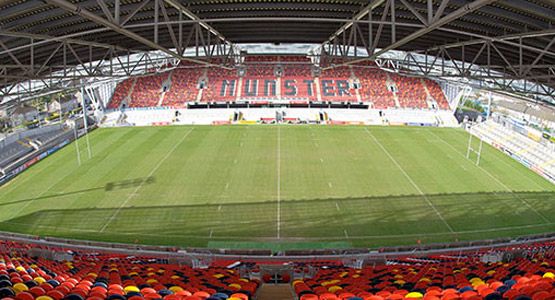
335, 202, 340, 211
225, 182, 229, 190
0, 128, 91, 194
218, 205, 222, 212
364, 127, 455, 233
277, 125, 282, 239
99, 128, 195, 233
8, 172, 74, 219
428, 130, 550, 224
328, 182, 333, 188
463, 130, 544, 190
209, 229, 213, 238
7, 220, 555, 240
344, 229, 349, 238
8, 138, 102, 218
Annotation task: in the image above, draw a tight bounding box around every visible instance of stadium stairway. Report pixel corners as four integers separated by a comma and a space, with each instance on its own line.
256, 284, 294, 300
384, 73, 401, 108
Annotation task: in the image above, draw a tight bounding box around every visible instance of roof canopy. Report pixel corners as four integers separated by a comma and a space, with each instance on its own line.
0, 0, 554, 103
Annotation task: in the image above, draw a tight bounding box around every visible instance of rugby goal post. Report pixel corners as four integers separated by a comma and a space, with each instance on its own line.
466, 131, 484, 166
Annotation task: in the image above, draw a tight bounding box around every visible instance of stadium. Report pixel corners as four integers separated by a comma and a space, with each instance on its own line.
0, 0, 554, 299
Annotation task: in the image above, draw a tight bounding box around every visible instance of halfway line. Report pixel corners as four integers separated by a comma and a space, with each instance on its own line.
277, 125, 282, 239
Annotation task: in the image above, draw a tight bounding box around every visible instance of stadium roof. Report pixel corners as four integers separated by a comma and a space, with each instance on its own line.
0, 0, 554, 104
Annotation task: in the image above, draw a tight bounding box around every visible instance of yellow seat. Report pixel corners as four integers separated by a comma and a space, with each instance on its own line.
124, 286, 140, 293
406, 292, 424, 299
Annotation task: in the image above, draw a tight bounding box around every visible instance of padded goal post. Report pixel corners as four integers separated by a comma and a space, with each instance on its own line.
466, 132, 484, 166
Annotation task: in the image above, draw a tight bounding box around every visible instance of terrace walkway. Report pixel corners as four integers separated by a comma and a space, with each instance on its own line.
257, 284, 294, 300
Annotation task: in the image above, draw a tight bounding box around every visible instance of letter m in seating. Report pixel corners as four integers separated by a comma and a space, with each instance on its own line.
220, 80, 236, 97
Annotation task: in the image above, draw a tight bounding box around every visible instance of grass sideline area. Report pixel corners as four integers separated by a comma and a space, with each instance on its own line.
0, 125, 553, 250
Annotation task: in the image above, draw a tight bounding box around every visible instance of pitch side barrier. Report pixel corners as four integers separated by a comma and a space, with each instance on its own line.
1, 230, 555, 264
0, 124, 97, 186
104, 102, 371, 112
0, 133, 73, 185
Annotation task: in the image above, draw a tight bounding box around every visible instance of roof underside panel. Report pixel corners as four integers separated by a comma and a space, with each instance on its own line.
0, 0, 554, 100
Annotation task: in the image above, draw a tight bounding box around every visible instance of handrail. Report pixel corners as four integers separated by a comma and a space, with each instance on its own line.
1, 230, 554, 262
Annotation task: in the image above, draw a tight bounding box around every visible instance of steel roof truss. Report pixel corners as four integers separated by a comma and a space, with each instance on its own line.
45, 0, 219, 68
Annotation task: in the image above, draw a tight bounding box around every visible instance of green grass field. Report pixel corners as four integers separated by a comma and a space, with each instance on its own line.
0, 125, 553, 250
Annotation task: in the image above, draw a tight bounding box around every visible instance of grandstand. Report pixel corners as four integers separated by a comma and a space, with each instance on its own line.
0, 124, 80, 178
292, 241, 555, 299
2, 235, 555, 300
0, 0, 555, 299
0, 239, 259, 300
470, 119, 554, 184
102, 57, 450, 110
